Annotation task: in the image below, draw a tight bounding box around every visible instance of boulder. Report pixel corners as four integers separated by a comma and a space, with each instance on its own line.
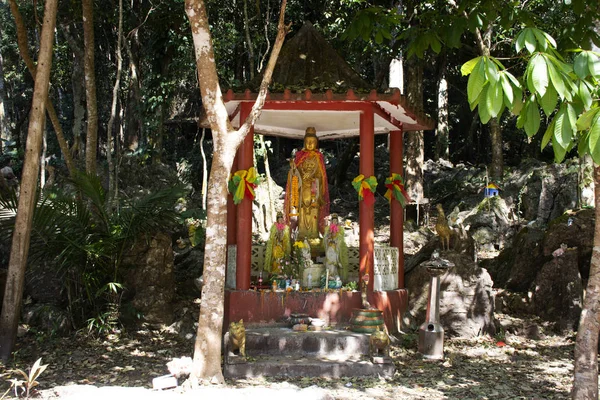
542, 209, 594, 280
504, 226, 546, 291
123, 232, 175, 326
531, 248, 583, 331
405, 251, 496, 338
22, 303, 71, 335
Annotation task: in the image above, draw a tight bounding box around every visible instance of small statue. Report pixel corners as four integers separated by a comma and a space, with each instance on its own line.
435, 204, 452, 251
361, 273, 371, 309
264, 212, 291, 275
369, 325, 390, 359
323, 213, 349, 282
229, 319, 246, 358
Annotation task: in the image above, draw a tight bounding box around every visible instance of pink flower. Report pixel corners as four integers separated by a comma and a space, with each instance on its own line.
276, 222, 286, 230
330, 224, 339, 234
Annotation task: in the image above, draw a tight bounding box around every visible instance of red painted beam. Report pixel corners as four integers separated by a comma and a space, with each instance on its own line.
389, 129, 405, 289
235, 103, 253, 290
359, 105, 375, 293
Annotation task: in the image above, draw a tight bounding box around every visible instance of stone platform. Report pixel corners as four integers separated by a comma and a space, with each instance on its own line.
223, 327, 395, 379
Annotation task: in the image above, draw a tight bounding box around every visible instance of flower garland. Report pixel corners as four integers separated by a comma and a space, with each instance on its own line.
352, 174, 378, 206
384, 173, 411, 207
228, 167, 259, 205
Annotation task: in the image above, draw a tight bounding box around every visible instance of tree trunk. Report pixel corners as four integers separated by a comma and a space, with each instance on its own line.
258, 134, 275, 226
125, 19, 142, 152
573, 164, 600, 399
82, 0, 98, 175
489, 117, 503, 181
107, 0, 123, 208
0, 42, 9, 150
185, 0, 288, 384
405, 57, 424, 202
8, 0, 75, 176
435, 52, 449, 160
199, 128, 208, 211
62, 25, 86, 161
243, 0, 255, 80
0, 0, 58, 362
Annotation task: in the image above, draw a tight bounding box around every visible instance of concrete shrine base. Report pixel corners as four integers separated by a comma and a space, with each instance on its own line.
224, 289, 407, 333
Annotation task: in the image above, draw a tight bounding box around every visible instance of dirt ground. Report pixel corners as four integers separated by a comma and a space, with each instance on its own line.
1, 313, 574, 400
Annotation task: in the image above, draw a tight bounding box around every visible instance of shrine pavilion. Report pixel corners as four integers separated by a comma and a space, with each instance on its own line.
215, 22, 434, 333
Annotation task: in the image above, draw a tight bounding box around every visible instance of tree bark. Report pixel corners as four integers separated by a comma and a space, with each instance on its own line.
185, 0, 288, 384
0, 0, 58, 362
62, 25, 86, 161
7, 0, 75, 176
405, 57, 424, 202
573, 164, 600, 399
82, 0, 98, 175
435, 52, 449, 161
0, 41, 9, 150
125, 11, 142, 152
258, 134, 275, 226
107, 0, 124, 208
489, 117, 503, 180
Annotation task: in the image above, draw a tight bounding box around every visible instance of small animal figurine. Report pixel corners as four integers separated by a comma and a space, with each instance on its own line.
229, 319, 246, 358
435, 204, 452, 251
370, 325, 390, 359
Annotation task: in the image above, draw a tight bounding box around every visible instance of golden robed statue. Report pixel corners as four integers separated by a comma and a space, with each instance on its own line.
284, 127, 330, 243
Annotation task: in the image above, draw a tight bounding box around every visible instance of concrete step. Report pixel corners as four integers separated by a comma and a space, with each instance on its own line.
240, 328, 369, 358
223, 327, 396, 378
223, 354, 395, 379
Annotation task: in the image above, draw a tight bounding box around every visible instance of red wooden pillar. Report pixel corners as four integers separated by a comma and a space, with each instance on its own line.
235, 103, 253, 290
389, 129, 405, 289
359, 104, 375, 292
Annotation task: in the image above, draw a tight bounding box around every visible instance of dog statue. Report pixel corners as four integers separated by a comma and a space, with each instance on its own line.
229, 319, 246, 358
370, 325, 390, 359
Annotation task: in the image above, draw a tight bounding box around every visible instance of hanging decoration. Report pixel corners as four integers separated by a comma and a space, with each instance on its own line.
352, 174, 378, 206
384, 173, 411, 207
228, 167, 259, 204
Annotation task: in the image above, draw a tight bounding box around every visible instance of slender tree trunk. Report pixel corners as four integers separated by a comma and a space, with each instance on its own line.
62, 25, 86, 161
405, 57, 424, 203
125, 23, 142, 151
573, 165, 600, 399
82, 0, 98, 175
0, 43, 9, 150
0, 0, 58, 362
107, 0, 124, 208
436, 52, 449, 160
185, 0, 288, 384
243, 0, 255, 80
8, 0, 75, 176
489, 117, 503, 180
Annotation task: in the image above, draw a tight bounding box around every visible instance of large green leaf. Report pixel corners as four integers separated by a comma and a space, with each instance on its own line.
524, 29, 537, 54
540, 84, 558, 117
552, 135, 568, 162
541, 118, 556, 150
578, 80, 593, 110
546, 58, 567, 100
461, 57, 481, 76
500, 73, 514, 105
554, 105, 573, 148
524, 99, 541, 137
532, 28, 548, 51
467, 59, 486, 105
577, 108, 600, 131
590, 52, 600, 78
574, 52, 590, 79
587, 113, 600, 163
485, 58, 499, 84
527, 54, 549, 97
478, 84, 492, 123
487, 81, 504, 117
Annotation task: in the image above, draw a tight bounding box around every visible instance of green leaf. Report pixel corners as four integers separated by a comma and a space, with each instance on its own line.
487, 81, 504, 117
515, 30, 525, 53
542, 31, 557, 49
478, 84, 492, 123
552, 135, 568, 162
528, 54, 549, 97
577, 80, 593, 110
577, 108, 600, 131
500, 73, 514, 105
574, 52, 590, 79
589, 52, 600, 78
589, 114, 600, 163
578, 131, 590, 157
461, 57, 481, 76
524, 29, 537, 54
511, 92, 524, 115
532, 28, 548, 51
546, 59, 567, 100
430, 36, 442, 53
524, 99, 541, 137
485, 58, 499, 84
541, 118, 555, 150
467, 58, 486, 104
540, 84, 558, 117
554, 105, 573, 148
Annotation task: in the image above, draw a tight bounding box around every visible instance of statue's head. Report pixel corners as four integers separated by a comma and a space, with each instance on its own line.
304, 127, 318, 151
276, 212, 284, 223
330, 213, 339, 223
